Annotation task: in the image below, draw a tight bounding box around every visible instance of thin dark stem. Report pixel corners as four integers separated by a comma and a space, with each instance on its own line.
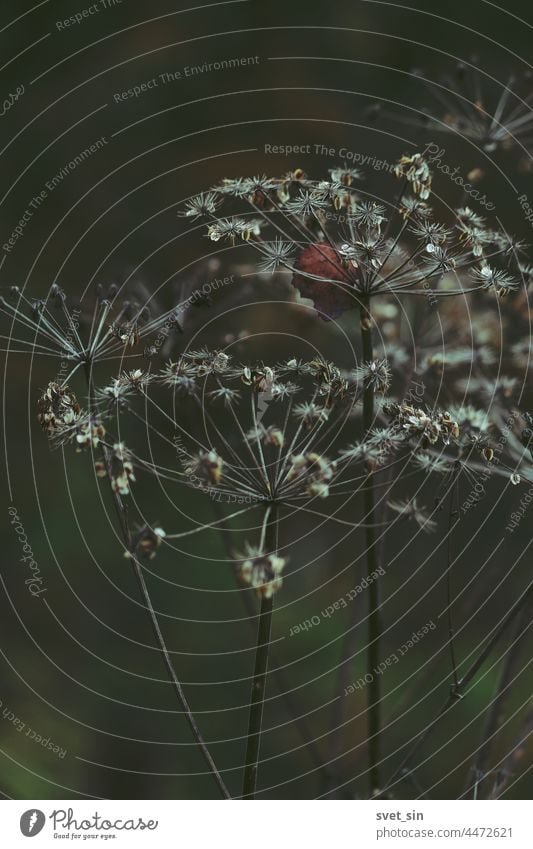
466, 600, 531, 798
446, 462, 461, 691
324, 472, 393, 799
83, 362, 231, 799
130, 557, 231, 799
242, 503, 279, 799
324, 297, 381, 795
382, 579, 533, 794
360, 297, 382, 797
211, 500, 327, 782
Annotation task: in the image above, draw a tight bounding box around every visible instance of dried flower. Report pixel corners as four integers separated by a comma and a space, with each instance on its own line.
239, 546, 286, 598
38, 382, 80, 432
293, 402, 330, 429
51, 413, 106, 451
194, 167, 517, 321
1, 279, 206, 372
328, 165, 362, 186
180, 192, 221, 219
197, 160, 518, 322
187, 450, 225, 486
125, 524, 167, 560
338, 440, 384, 468
256, 239, 295, 273
287, 452, 336, 499
246, 424, 285, 448
470, 266, 518, 297
354, 359, 392, 394
208, 386, 241, 407
396, 65, 533, 157
285, 190, 329, 217
95, 442, 136, 496
388, 498, 437, 532
384, 402, 459, 446
96, 354, 360, 505
207, 217, 263, 242
394, 153, 432, 199
415, 453, 452, 475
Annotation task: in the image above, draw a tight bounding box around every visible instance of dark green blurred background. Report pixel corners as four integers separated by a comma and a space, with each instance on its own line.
1, 0, 532, 800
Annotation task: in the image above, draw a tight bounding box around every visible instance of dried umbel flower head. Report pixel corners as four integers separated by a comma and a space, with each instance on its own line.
189, 155, 520, 321
208, 386, 242, 407
241, 364, 275, 392
239, 546, 286, 598
1, 276, 211, 374
38, 382, 80, 432
94, 352, 361, 507
388, 64, 533, 158
95, 442, 136, 496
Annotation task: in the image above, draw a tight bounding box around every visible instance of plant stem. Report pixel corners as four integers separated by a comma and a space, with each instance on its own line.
467, 600, 531, 798
83, 362, 231, 799
211, 500, 327, 783
382, 579, 533, 794
131, 556, 231, 799
360, 296, 382, 797
242, 503, 279, 799
446, 461, 461, 691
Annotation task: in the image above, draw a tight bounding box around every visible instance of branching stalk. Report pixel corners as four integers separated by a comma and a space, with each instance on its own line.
467, 600, 531, 798
211, 500, 327, 782
83, 362, 231, 799
360, 297, 382, 796
242, 503, 279, 799
446, 461, 461, 691
382, 580, 533, 794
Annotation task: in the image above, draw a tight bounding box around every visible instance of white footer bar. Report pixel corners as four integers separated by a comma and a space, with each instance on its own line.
1, 799, 530, 847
